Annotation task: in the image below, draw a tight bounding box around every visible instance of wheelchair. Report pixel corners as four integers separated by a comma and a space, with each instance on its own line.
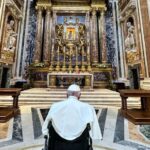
42, 121, 93, 150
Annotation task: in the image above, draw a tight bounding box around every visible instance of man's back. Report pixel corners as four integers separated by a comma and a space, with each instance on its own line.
42, 84, 102, 142
42, 96, 102, 141
49, 96, 93, 139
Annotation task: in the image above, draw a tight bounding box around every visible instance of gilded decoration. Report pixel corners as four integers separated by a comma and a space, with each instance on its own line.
50, 15, 88, 73
6, 1, 22, 19
126, 51, 139, 64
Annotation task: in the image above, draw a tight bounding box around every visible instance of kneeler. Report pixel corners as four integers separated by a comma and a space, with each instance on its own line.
45, 121, 93, 150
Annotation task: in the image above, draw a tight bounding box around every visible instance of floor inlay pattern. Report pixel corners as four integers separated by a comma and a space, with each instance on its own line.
0, 106, 149, 150
0, 114, 23, 148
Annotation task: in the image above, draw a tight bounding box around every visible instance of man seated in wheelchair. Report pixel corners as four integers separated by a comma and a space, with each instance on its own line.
42, 84, 102, 150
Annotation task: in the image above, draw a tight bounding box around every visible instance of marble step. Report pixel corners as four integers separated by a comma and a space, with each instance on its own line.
0, 88, 141, 107
0, 96, 139, 102
21, 88, 118, 93
0, 102, 140, 108
0, 99, 140, 107
0, 97, 139, 101
19, 94, 120, 97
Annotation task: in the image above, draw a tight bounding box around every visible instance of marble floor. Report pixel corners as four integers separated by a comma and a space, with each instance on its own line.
0, 105, 150, 150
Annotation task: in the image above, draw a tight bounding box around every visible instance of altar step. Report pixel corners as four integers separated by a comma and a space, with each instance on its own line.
0, 88, 141, 107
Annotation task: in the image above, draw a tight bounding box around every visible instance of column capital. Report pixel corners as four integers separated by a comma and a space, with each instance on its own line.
43, 5, 52, 11
36, 4, 52, 11
35, 5, 44, 11
46, 6, 52, 11
91, 7, 98, 16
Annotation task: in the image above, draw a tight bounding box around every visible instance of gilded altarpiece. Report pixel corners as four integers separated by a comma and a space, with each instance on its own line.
51, 15, 87, 69
30, 0, 113, 88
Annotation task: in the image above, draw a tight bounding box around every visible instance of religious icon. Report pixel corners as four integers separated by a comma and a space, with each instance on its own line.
68, 31, 73, 40
66, 28, 76, 40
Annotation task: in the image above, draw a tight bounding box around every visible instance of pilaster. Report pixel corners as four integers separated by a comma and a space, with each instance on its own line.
43, 7, 52, 65
91, 8, 99, 64
33, 6, 43, 63
100, 9, 107, 63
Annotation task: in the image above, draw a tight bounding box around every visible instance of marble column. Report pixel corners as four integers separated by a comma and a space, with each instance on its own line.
100, 10, 107, 63
43, 7, 51, 65
33, 6, 43, 63
91, 8, 99, 64
85, 12, 91, 63
86, 11, 92, 71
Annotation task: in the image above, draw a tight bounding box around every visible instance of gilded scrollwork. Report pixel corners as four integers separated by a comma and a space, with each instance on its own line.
78, 24, 86, 37
6, 2, 22, 19
126, 51, 139, 64
55, 24, 64, 38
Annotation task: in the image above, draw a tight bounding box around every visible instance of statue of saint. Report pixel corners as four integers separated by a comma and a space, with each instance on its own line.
125, 22, 136, 51
4, 19, 17, 52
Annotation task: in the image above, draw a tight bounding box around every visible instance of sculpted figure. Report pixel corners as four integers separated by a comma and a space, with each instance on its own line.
4, 19, 17, 52
125, 22, 136, 51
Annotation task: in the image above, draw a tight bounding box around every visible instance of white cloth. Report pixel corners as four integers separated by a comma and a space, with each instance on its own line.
42, 96, 102, 140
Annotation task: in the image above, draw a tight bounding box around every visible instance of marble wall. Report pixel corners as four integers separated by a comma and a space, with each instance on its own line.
23, 1, 37, 79
105, 2, 117, 79
106, 3, 116, 66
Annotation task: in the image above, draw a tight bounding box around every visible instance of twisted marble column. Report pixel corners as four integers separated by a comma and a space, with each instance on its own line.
43, 7, 51, 64
33, 7, 43, 63
100, 10, 107, 63
91, 8, 99, 64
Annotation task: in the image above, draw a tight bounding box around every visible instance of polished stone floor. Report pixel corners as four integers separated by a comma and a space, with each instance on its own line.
0, 105, 150, 150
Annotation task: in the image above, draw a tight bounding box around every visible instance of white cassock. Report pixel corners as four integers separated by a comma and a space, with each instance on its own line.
42, 96, 102, 140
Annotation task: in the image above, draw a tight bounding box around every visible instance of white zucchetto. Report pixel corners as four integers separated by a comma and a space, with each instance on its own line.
67, 84, 81, 92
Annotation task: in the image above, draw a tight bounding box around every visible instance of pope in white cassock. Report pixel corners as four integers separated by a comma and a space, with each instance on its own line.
42, 84, 102, 150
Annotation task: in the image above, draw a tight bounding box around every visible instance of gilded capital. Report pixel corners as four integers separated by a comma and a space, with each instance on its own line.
36, 5, 43, 11
36, 2, 52, 10
91, 8, 97, 16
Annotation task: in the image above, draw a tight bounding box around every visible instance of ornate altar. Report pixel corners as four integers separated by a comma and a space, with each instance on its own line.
29, 0, 113, 88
